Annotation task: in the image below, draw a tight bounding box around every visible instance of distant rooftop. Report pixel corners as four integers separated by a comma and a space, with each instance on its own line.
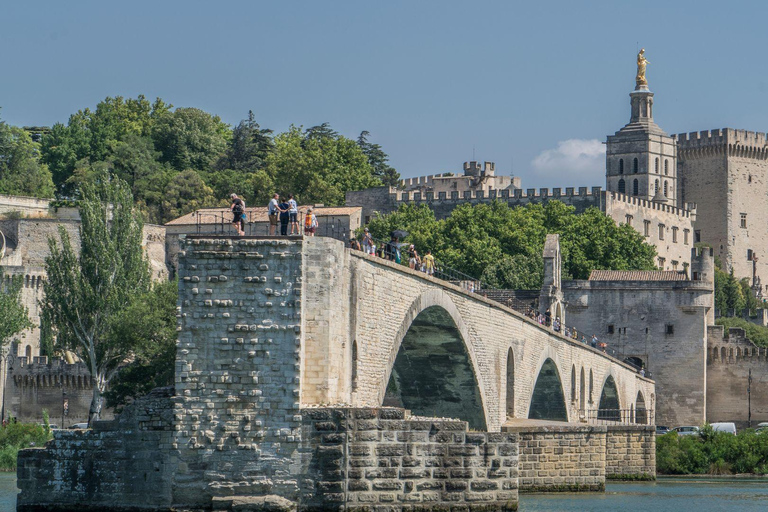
588, 270, 688, 282
166, 205, 362, 226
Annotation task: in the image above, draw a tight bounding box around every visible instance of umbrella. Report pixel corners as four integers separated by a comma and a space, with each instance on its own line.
391, 229, 409, 240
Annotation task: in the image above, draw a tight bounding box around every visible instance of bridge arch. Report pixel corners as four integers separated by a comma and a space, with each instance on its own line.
527, 357, 568, 422
380, 289, 488, 430
636, 390, 648, 424
597, 374, 621, 421
506, 348, 515, 418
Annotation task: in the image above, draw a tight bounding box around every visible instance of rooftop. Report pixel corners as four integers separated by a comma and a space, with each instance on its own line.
166, 205, 362, 226
588, 270, 688, 282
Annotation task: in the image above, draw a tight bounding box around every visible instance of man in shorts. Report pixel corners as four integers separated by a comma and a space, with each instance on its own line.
268, 193, 280, 235
230, 193, 246, 236
304, 208, 318, 236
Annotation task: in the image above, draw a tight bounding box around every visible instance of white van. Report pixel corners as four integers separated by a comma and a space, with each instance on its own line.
711, 422, 737, 434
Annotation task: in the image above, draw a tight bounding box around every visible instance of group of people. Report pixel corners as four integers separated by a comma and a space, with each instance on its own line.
229, 193, 318, 237
348, 229, 436, 276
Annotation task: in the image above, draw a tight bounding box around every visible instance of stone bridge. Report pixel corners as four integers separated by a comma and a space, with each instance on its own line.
302, 237, 654, 432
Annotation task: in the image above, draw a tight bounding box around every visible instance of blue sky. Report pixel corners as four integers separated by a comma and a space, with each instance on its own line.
2, 1, 767, 189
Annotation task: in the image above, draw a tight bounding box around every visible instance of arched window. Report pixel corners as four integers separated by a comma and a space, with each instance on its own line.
579, 367, 585, 413
618, 179, 626, 194
619, 159, 624, 174
664, 181, 668, 197
632, 179, 639, 196
633, 158, 639, 173
654, 179, 659, 193
664, 160, 669, 175
655, 158, 659, 173
506, 349, 515, 418
25, 345, 32, 360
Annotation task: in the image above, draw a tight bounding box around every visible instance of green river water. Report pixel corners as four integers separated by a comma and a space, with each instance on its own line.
2, 475, 768, 511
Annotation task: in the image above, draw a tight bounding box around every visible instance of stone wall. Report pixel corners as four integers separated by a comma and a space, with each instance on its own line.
505, 424, 606, 492
0, 194, 52, 217
604, 425, 655, 480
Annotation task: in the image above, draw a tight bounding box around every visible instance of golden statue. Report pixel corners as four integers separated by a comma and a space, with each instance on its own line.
636, 48, 649, 87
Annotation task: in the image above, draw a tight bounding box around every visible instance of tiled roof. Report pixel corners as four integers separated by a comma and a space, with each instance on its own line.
165, 206, 361, 226
588, 270, 689, 281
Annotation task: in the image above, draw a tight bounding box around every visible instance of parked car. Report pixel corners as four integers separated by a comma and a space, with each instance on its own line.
673, 426, 700, 436
656, 425, 670, 435
711, 422, 737, 435
68, 423, 89, 430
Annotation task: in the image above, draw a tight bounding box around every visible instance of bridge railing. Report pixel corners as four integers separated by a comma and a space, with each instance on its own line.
585, 408, 655, 426
193, 210, 350, 240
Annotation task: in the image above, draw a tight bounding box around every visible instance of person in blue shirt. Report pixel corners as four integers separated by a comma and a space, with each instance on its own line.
278, 199, 291, 236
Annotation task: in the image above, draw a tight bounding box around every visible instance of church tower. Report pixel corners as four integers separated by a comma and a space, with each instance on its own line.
605, 50, 678, 206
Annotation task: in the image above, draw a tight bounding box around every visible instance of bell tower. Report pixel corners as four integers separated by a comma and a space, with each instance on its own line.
605, 50, 678, 206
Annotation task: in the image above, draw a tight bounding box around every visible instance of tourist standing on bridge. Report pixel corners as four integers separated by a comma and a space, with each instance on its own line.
408, 244, 420, 270
423, 250, 435, 275
304, 208, 318, 236
288, 195, 299, 235
362, 228, 373, 254
278, 197, 291, 236
268, 193, 280, 235
230, 193, 246, 236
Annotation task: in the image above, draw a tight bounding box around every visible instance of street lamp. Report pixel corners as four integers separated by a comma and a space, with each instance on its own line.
748, 368, 753, 428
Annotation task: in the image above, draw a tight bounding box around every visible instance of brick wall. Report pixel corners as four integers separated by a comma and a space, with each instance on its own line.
604, 425, 655, 479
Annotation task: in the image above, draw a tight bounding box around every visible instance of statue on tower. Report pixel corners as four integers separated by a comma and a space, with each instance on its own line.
636, 48, 649, 87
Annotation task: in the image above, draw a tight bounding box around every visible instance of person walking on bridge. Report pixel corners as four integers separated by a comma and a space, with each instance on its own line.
230, 193, 246, 236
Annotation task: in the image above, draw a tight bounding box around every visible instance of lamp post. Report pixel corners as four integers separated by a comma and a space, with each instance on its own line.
61, 389, 68, 430
748, 368, 753, 428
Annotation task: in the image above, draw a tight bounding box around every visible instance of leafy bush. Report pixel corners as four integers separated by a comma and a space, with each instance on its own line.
657, 427, 768, 475
715, 317, 768, 348
0, 421, 53, 471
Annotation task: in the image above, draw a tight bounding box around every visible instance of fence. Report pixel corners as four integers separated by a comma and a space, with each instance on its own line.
586, 408, 654, 426
193, 210, 351, 240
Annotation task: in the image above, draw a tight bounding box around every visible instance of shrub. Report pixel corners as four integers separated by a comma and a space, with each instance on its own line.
0, 421, 53, 471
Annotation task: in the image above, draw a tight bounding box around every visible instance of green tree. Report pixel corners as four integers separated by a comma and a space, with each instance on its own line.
0, 117, 55, 198
264, 125, 381, 206
217, 111, 274, 172
41, 173, 151, 422
160, 169, 219, 223
0, 272, 32, 347
152, 107, 230, 172
357, 130, 400, 186
481, 252, 544, 290
103, 279, 178, 411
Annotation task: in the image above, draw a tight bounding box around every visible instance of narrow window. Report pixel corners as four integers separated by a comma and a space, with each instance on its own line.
619, 159, 624, 174
654, 179, 659, 193
633, 179, 639, 196
655, 158, 659, 173
695, 230, 701, 243
664, 160, 669, 175
658, 224, 665, 240
693, 271, 700, 281
741, 213, 747, 229
672, 260, 679, 270
351, 341, 358, 391
643, 220, 650, 237
665, 324, 674, 335
683, 229, 690, 245
747, 249, 753, 261
658, 257, 666, 269
672, 226, 678, 243
625, 214, 633, 226
618, 179, 626, 194
664, 181, 668, 197
607, 325, 615, 334
633, 158, 639, 173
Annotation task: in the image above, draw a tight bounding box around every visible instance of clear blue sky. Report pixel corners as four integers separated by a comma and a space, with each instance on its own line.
2, 1, 767, 189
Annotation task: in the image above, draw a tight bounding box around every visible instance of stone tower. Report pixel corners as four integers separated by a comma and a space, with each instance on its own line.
606, 66, 678, 206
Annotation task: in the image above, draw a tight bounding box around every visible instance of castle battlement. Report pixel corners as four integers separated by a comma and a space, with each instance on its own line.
607, 191, 696, 219
392, 186, 603, 203
11, 356, 92, 389
399, 174, 444, 188
675, 128, 768, 158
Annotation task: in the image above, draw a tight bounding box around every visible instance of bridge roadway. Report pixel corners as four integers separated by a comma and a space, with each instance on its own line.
301, 237, 654, 432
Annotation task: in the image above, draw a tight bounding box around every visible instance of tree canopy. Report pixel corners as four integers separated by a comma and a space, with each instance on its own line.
41, 173, 151, 422
365, 200, 658, 288
0, 272, 32, 348
0, 114, 54, 198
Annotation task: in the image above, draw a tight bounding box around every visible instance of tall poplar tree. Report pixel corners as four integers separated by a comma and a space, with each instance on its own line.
41, 173, 151, 422
0, 272, 32, 348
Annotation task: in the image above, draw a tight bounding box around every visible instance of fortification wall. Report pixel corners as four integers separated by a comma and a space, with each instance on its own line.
346, 187, 397, 224
603, 192, 695, 270
706, 326, 768, 428
604, 425, 655, 480
0, 194, 52, 217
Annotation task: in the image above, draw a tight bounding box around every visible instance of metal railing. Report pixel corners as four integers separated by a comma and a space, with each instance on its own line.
586, 408, 655, 426
194, 210, 351, 240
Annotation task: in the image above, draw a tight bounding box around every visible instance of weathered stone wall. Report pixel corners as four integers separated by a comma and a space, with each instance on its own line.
706, 326, 768, 428
604, 425, 655, 479
505, 424, 606, 492
0, 194, 52, 217
301, 408, 518, 511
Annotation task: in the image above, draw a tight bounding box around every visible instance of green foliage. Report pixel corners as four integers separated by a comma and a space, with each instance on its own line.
216, 110, 273, 172
104, 279, 179, 411
357, 131, 400, 186
160, 170, 219, 223
152, 107, 230, 172
264, 126, 381, 206
0, 117, 55, 198
657, 427, 768, 475
715, 317, 768, 348
0, 421, 53, 471
41, 173, 151, 421
0, 272, 32, 347
365, 201, 657, 287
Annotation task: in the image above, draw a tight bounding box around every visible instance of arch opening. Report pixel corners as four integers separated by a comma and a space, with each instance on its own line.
506, 349, 515, 418
528, 358, 568, 422
636, 391, 648, 424
579, 367, 585, 414
384, 306, 486, 430
597, 375, 621, 422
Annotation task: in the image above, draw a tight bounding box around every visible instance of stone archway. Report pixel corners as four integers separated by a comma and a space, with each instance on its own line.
636, 391, 648, 425
527, 358, 568, 422
597, 375, 621, 422
380, 290, 489, 430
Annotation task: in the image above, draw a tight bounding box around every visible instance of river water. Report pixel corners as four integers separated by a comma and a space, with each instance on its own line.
3, 474, 768, 511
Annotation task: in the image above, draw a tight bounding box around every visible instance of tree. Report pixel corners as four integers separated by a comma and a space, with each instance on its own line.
0, 116, 55, 198
41, 173, 151, 422
264, 125, 381, 206
0, 272, 32, 348
217, 111, 274, 172
357, 130, 400, 186
481, 253, 544, 290
152, 107, 230, 172
103, 279, 178, 411
160, 169, 219, 223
